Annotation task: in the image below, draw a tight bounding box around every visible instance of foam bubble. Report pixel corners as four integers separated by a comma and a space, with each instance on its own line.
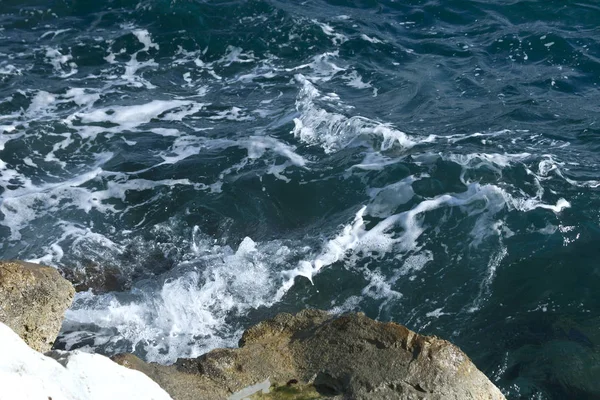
61, 232, 308, 363
68, 100, 199, 136
343, 70, 372, 89
45, 47, 77, 78
0, 64, 21, 76
101, 28, 161, 88
0, 152, 201, 245
292, 74, 422, 153
132, 29, 159, 51
218, 46, 256, 66
360, 34, 383, 44
208, 107, 253, 121
27, 90, 57, 115
313, 21, 348, 46
0, 128, 22, 151
286, 52, 345, 82
425, 308, 449, 318
64, 88, 100, 107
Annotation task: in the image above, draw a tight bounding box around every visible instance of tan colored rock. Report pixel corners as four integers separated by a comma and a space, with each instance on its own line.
114, 309, 505, 400
0, 260, 75, 352
113, 353, 230, 400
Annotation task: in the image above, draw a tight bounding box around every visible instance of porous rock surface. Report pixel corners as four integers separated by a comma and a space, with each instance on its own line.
0, 260, 75, 352
114, 309, 506, 400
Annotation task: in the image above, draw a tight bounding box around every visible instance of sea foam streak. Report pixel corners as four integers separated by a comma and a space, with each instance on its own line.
291, 74, 430, 153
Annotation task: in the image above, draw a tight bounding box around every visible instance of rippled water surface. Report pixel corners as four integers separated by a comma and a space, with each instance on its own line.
1, 1, 600, 398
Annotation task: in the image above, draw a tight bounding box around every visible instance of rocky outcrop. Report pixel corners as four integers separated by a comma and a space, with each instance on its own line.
0, 321, 172, 400
114, 309, 505, 400
0, 260, 504, 399
0, 260, 75, 352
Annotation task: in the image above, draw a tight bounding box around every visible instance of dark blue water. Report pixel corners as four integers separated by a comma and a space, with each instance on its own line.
1, 0, 600, 398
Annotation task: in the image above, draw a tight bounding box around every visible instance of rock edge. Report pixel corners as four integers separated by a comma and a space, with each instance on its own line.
0, 260, 75, 352
114, 309, 506, 400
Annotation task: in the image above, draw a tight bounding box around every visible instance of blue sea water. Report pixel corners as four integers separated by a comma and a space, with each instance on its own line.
1, 0, 599, 398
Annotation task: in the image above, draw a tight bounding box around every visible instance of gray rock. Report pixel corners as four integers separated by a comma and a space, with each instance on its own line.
0, 260, 75, 352
114, 309, 505, 400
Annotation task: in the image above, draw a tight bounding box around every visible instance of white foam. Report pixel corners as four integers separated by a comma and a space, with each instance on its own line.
361, 270, 403, 302
313, 21, 348, 46
152, 134, 306, 186
40, 28, 72, 39
101, 28, 161, 88
218, 46, 256, 66
278, 206, 369, 294
132, 29, 159, 51
329, 295, 362, 315
426, 308, 449, 318
45, 47, 78, 78
72, 100, 194, 132
122, 58, 158, 89
63, 233, 307, 363
28, 222, 123, 266
155, 135, 205, 166
64, 88, 100, 107
208, 107, 253, 121
0, 176, 101, 241
292, 74, 421, 153
350, 152, 403, 171
243, 136, 307, 167
395, 251, 434, 277
0, 128, 22, 151
538, 155, 600, 188
446, 152, 532, 171
0, 64, 21, 76
468, 243, 508, 312
27, 90, 57, 115
286, 52, 345, 82
277, 179, 570, 292
22, 157, 37, 167
0, 151, 199, 244
343, 70, 372, 89
360, 34, 383, 44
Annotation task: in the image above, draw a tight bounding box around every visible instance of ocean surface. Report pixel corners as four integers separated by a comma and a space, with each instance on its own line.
1, 0, 599, 398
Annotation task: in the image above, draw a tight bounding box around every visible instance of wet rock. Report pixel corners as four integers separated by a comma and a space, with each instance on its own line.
114, 309, 505, 400
0, 260, 75, 352
62, 260, 128, 294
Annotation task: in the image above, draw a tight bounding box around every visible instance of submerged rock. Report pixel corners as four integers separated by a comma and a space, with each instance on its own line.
0, 260, 75, 352
114, 309, 505, 399
62, 260, 129, 294
0, 322, 172, 400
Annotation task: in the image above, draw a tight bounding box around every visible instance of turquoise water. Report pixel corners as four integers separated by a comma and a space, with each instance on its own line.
1, 1, 599, 398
